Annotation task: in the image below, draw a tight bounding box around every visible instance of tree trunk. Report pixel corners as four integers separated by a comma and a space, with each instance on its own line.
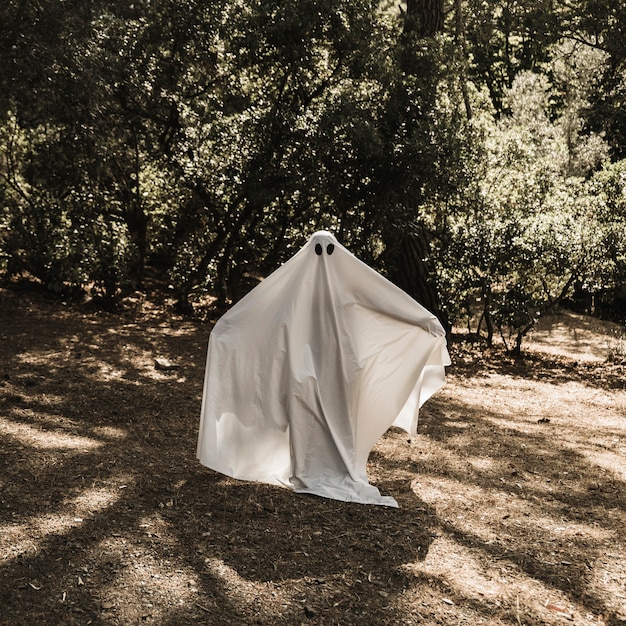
454, 0, 473, 120
384, 226, 448, 330
125, 202, 148, 290
404, 0, 444, 37
482, 284, 494, 346
124, 128, 148, 290
387, 0, 447, 330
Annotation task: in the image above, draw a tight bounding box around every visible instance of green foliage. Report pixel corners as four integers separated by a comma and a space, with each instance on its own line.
606, 330, 626, 363
432, 55, 625, 350
584, 160, 626, 315
0, 0, 625, 343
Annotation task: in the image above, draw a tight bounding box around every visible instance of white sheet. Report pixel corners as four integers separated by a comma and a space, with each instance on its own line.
197, 231, 450, 507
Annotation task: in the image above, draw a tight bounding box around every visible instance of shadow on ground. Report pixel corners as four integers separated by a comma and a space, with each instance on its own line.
1, 287, 625, 625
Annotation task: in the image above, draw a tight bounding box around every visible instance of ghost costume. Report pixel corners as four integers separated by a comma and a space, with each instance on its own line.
197, 231, 450, 507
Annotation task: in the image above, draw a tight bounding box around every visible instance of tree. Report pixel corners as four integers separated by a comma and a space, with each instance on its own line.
436, 63, 614, 352
462, 0, 564, 111
2, 0, 625, 338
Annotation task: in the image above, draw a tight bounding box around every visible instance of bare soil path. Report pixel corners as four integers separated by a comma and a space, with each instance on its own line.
1, 286, 625, 625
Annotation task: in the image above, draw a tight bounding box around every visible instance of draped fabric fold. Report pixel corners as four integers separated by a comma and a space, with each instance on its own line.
197, 231, 450, 507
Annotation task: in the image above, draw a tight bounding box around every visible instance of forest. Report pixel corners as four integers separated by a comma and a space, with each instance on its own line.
1, 0, 625, 349
2, 4, 626, 625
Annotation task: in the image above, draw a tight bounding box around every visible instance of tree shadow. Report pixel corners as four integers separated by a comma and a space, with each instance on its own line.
2, 288, 625, 625
393, 392, 626, 622
451, 345, 626, 390
0, 289, 437, 625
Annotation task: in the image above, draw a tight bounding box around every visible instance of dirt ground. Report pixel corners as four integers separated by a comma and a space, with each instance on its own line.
1, 285, 625, 625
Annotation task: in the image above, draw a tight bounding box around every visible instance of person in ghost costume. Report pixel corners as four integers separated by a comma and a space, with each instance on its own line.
197, 230, 450, 507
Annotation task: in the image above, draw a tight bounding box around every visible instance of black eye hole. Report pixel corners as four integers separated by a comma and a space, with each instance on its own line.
315, 243, 323, 255
327, 243, 335, 255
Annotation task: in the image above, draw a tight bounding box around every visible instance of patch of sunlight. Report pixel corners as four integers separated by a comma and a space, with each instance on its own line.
574, 387, 626, 415
580, 449, 626, 482
17, 350, 65, 365
412, 475, 614, 546
532, 517, 613, 542
465, 456, 497, 472
143, 369, 187, 382
92, 539, 200, 621
525, 310, 622, 363
405, 535, 599, 626
588, 552, 626, 620
442, 420, 471, 429
411, 441, 476, 477
564, 401, 626, 439
0, 486, 120, 561
92, 362, 126, 380
452, 376, 577, 419
90, 546, 292, 622
0, 417, 103, 450
88, 344, 187, 382
453, 376, 626, 436
404, 536, 505, 599
205, 557, 292, 610
72, 486, 120, 511
389, 586, 494, 626
206, 557, 252, 587
136, 513, 172, 540
412, 475, 513, 512
165, 325, 197, 337
91, 425, 127, 439
413, 477, 505, 544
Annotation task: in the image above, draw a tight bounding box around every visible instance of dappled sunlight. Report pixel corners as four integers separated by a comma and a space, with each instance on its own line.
143, 369, 188, 383
569, 415, 626, 442
0, 416, 103, 451
432, 372, 626, 498
91, 425, 127, 439
137, 513, 174, 541
15, 350, 72, 367
405, 535, 514, 600
448, 371, 626, 419
410, 469, 625, 624
412, 472, 617, 556
412, 476, 504, 543
410, 434, 476, 476
80, 342, 189, 384
449, 376, 581, 422
91, 537, 201, 622
532, 517, 615, 543
117, 343, 181, 379
390, 575, 500, 625
0, 487, 120, 561
77, 353, 189, 384
404, 535, 598, 625
2, 288, 625, 624
526, 311, 624, 363
579, 449, 626, 482
588, 553, 626, 621
441, 419, 472, 429
84, 361, 128, 382
204, 556, 293, 614
466, 455, 498, 472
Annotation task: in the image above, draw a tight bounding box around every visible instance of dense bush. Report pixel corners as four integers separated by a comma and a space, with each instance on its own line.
1, 0, 625, 347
